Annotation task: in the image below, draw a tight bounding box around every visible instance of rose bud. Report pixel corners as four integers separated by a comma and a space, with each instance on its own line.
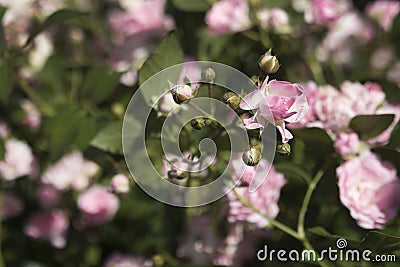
222, 92, 241, 112
191, 117, 207, 130
171, 84, 197, 104
168, 169, 188, 180
242, 147, 262, 166
258, 49, 280, 74
201, 67, 216, 82
276, 142, 291, 157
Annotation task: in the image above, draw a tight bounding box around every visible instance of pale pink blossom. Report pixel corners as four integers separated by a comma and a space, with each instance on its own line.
337, 151, 400, 229
366, 0, 400, 31
24, 209, 69, 248
257, 8, 289, 32
334, 132, 360, 157
0, 139, 34, 181
317, 12, 374, 63
41, 151, 99, 191
108, 0, 174, 40
240, 79, 309, 143
110, 174, 130, 194
77, 185, 120, 225
205, 0, 252, 36
37, 184, 61, 208
104, 253, 152, 267
152, 92, 180, 117
227, 158, 286, 228
1, 193, 24, 220
0, 121, 10, 139
305, 0, 350, 26
21, 99, 41, 130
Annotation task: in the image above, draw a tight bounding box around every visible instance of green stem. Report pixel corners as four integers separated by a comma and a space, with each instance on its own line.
208, 83, 215, 116
297, 161, 329, 238
233, 189, 300, 239
187, 102, 214, 120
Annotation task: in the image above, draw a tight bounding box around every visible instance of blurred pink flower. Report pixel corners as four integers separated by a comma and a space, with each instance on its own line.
334, 132, 360, 157
305, 0, 350, 26
0, 121, 10, 139
317, 12, 374, 63
337, 151, 400, 229
104, 253, 152, 267
0, 139, 34, 181
177, 215, 219, 264
227, 159, 286, 228
37, 184, 61, 208
108, 0, 174, 39
257, 8, 289, 32
366, 0, 400, 31
241, 79, 309, 143
110, 174, 130, 194
41, 151, 99, 191
77, 185, 120, 225
205, 0, 252, 36
24, 209, 69, 248
1, 192, 24, 220
21, 99, 41, 130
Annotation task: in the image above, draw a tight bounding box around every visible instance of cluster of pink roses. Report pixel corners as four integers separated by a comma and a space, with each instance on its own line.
289, 80, 400, 229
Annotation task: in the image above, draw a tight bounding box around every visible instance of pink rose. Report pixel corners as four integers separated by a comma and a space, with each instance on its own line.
24, 209, 69, 248
37, 184, 61, 208
257, 8, 289, 31
103, 253, 152, 267
305, 0, 350, 26
41, 151, 99, 191
227, 158, 286, 228
240, 79, 309, 143
0, 121, 10, 139
77, 185, 120, 225
1, 193, 24, 220
21, 99, 41, 130
205, 0, 252, 36
110, 174, 130, 194
0, 139, 34, 181
334, 132, 360, 157
366, 0, 400, 31
108, 0, 174, 39
337, 151, 400, 229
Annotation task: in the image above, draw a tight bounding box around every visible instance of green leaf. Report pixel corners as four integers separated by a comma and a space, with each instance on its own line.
25, 9, 86, 46
91, 119, 141, 154
171, 0, 211, 12
0, 6, 7, 56
138, 33, 184, 105
42, 104, 96, 158
81, 67, 121, 104
389, 124, 400, 148
371, 147, 400, 174
0, 59, 10, 103
308, 227, 358, 247
0, 138, 5, 161
390, 14, 400, 57
292, 127, 334, 154
360, 231, 400, 253
349, 114, 395, 140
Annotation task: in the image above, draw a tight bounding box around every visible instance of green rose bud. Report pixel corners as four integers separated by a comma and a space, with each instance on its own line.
276, 142, 291, 157
191, 117, 207, 130
259, 49, 280, 74
222, 92, 241, 112
242, 147, 262, 166
201, 67, 216, 82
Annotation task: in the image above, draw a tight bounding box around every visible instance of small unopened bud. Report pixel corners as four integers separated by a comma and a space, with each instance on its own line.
171, 84, 197, 104
191, 117, 207, 130
276, 142, 291, 157
222, 92, 241, 111
168, 169, 188, 180
201, 67, 216, 82
250, 138, 263, 151
259, 49, 280, 74
242, 147, 262, 166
